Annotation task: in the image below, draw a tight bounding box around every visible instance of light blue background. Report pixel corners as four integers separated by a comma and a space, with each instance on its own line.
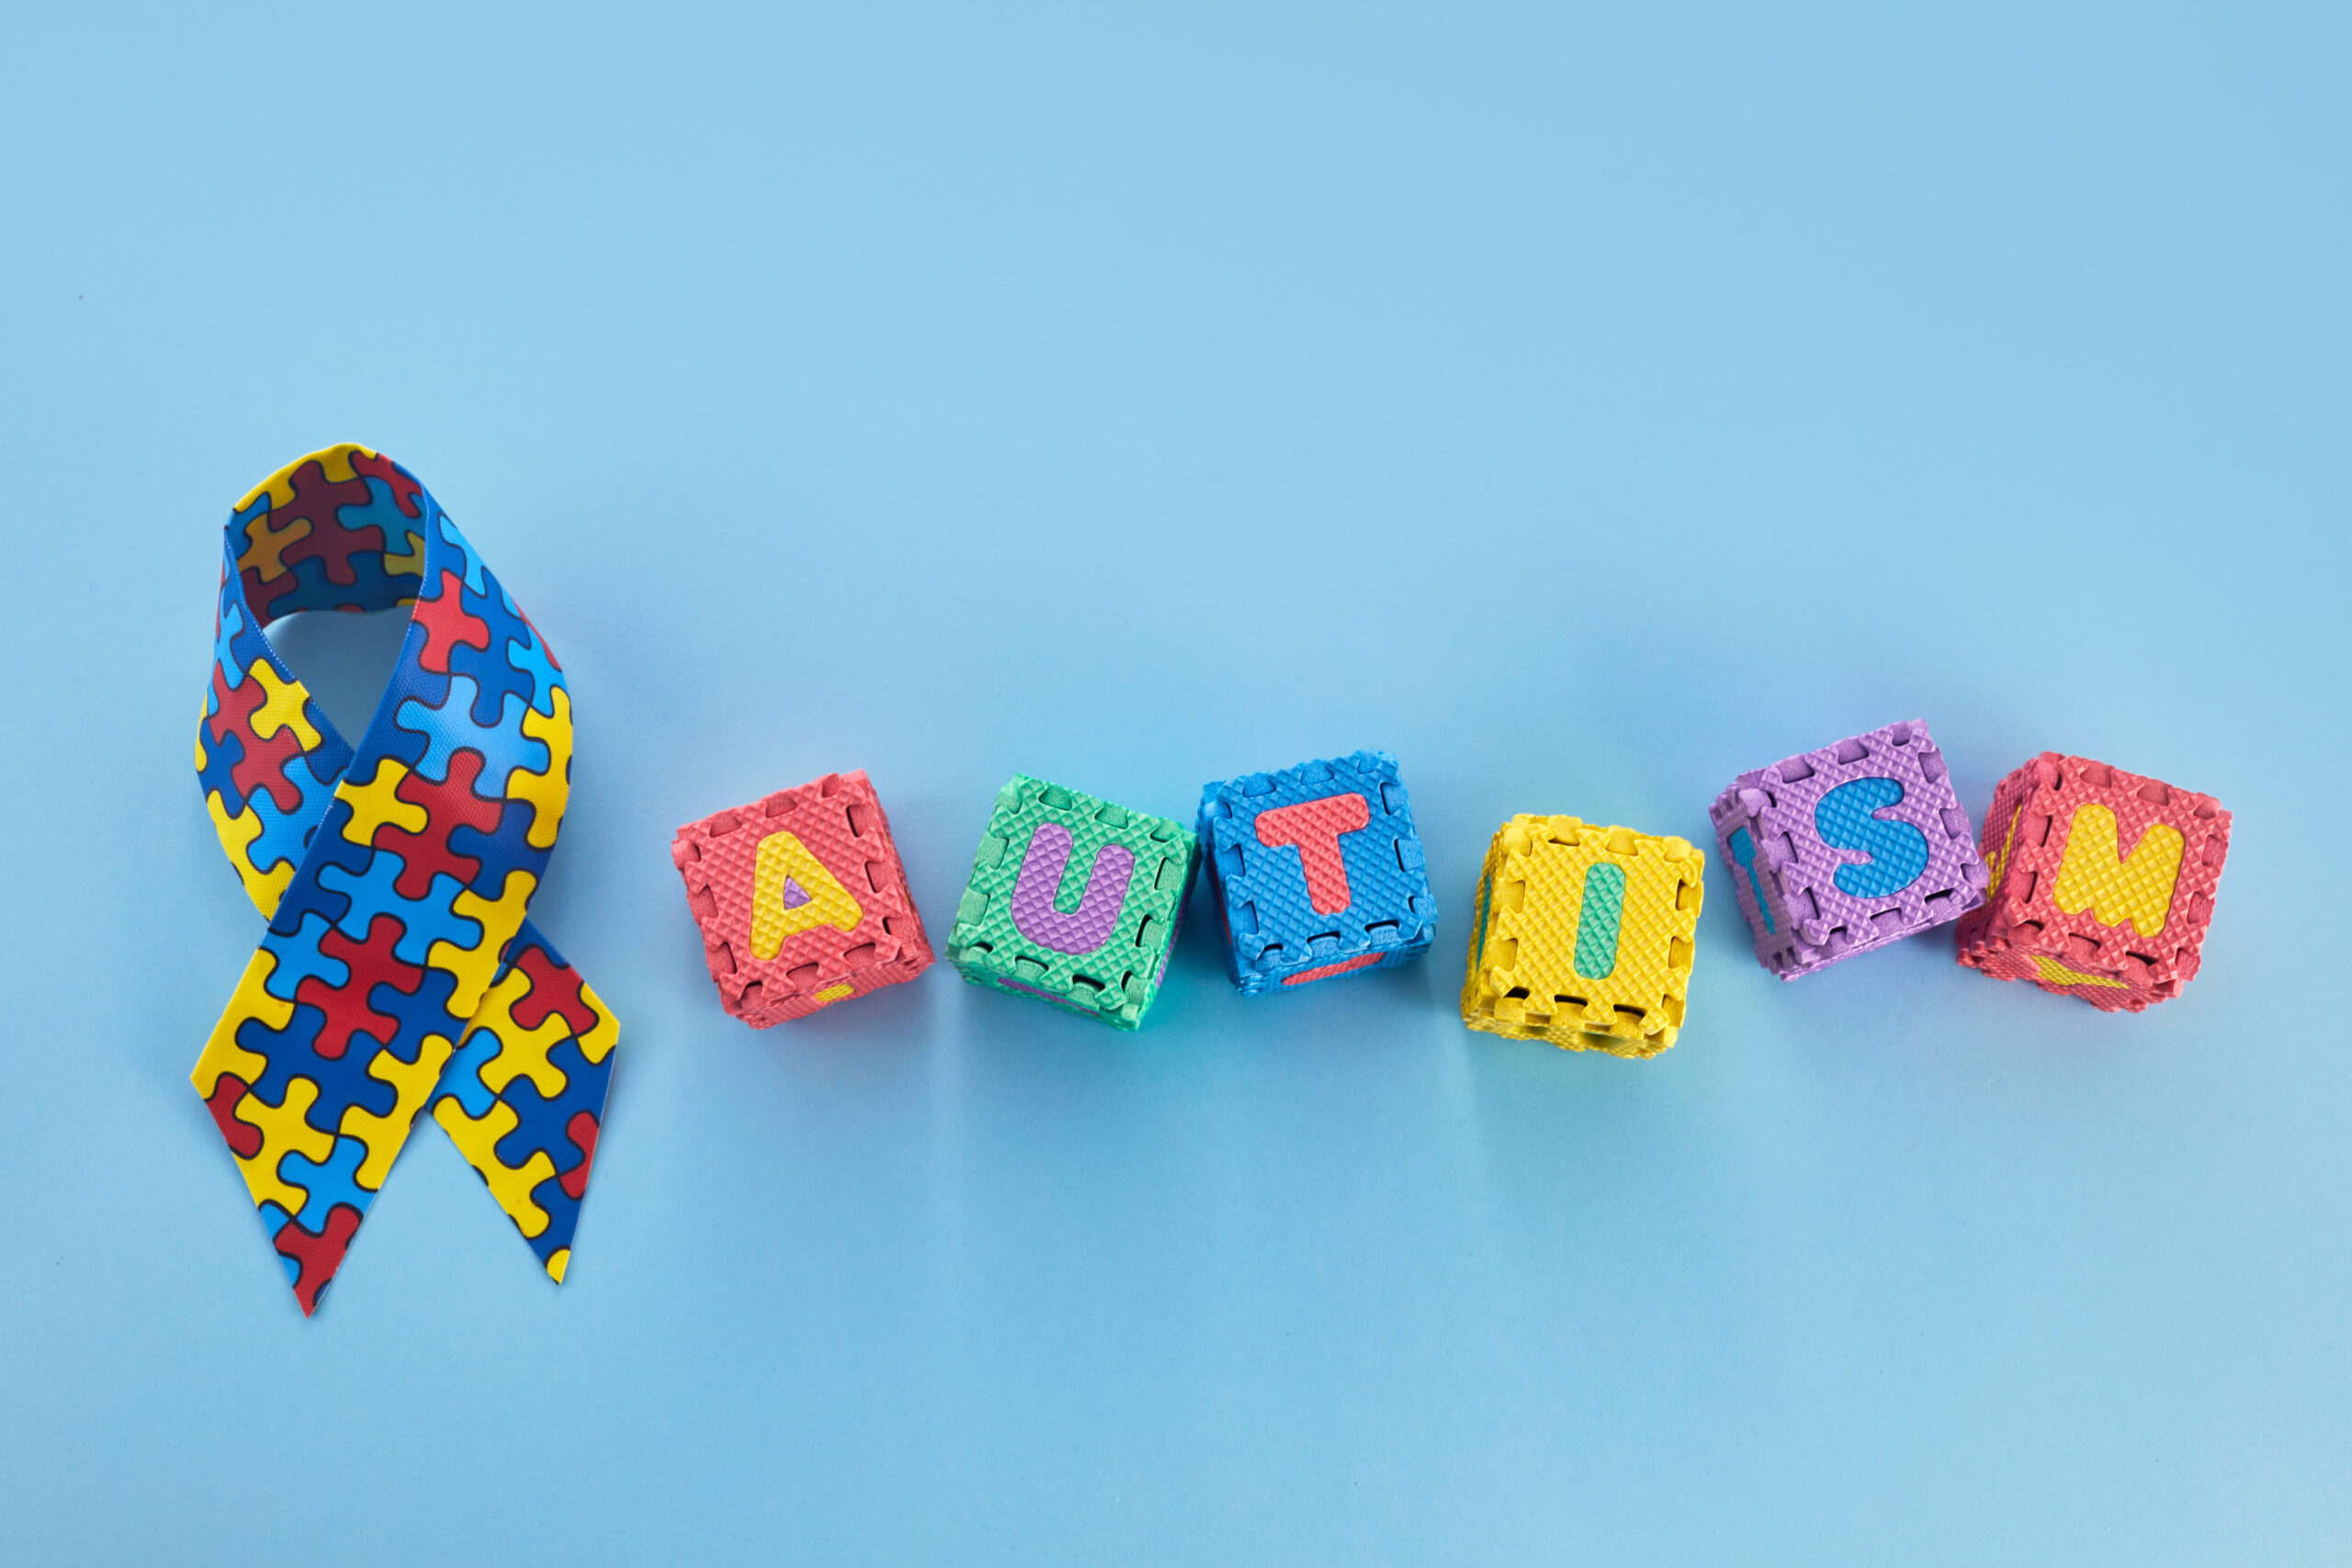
3, 4, 2346, 1562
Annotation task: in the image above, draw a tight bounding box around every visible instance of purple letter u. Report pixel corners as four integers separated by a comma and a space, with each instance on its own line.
1010, 823, 1135, 954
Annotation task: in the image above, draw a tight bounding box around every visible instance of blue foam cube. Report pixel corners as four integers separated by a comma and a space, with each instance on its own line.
1195, 750, 1437, 995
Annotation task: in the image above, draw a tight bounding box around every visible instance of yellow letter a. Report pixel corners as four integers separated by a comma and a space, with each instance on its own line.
2051, 803, 2185, 939
749, 831, 865, 959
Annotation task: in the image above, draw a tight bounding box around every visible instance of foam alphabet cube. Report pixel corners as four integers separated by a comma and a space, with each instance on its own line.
1460, 815, 1704, 1057
1708, 718, 1988, 978
1195, 750, 1436, 995
1955, 753, 2230, 1011
946, 776, 1198, 1029
672, 769, 933, 1026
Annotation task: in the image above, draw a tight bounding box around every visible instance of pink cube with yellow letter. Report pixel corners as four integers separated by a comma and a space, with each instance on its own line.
673, 770, 934, 1026
1955, 753, 2231, 1010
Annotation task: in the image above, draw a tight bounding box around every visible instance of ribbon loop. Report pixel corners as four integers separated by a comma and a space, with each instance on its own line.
192, 444, 616, 1314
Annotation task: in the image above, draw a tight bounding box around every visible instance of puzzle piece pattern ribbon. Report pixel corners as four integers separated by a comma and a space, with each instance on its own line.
191, 445, 617, 1314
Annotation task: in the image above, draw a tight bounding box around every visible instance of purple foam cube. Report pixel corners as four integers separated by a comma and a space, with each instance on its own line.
1708, 719, 1989, 978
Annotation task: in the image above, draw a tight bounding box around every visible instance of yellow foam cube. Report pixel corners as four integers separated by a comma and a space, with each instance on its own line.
1460, 815, 1705, 1057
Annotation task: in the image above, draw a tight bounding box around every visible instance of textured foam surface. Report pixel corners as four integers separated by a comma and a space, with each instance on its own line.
1707, 718, 1988, 978
1196, 750, 1436, 995
1954, 753, 2230, 1011
946, 776, 1198, 1029
672, 770, 933, 1026
1460, 815, 1705, 1056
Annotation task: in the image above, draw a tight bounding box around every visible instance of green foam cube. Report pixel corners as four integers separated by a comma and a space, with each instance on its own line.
946, 775, 1199, 1029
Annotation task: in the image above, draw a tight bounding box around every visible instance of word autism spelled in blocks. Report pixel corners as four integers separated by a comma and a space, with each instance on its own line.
1956, 753, 2229, 1011
673, 770, 933, 1026
1461, 816, 1704, 1057
947, 776, 1199, 1029
1709, 719, 1987, 978
1196, 750, 1436, 995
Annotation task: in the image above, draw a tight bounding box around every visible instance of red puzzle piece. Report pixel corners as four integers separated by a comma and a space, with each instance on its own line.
373, 750, 505, 899
209, 662, 308, 815
509, 945, 601, 1038
204, 1075, 264, 1160
294, 915, 426, 1059
559, 1111, 599, 1200
413, 570, 492, 673
275, 1204, 363, 1316
274, 459, 384, 588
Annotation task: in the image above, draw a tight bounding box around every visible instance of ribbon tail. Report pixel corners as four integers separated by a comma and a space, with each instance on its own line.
428, 923, 617, 1282
193, 943, 424, 1317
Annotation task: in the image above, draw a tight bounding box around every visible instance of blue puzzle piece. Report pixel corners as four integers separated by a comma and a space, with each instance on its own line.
212, 601, 251, 690
265, 803, 379, 939
259, 913, 352, 1002
434, 1022, 503, 1119
391, 674, 550, 797
198, 727, 251, 818
218, 529, 279, 638
341, 476, 430, 585
368, 962, 464, 1050
492, 1036, 600, 1175
524, 1168, 583, 1266
467, 567, 531, 652
440, 567, 539, 727
375, 621, 456, 727
243, 1016, 406, 1136
446, 800, 538, 885
225, 621, 275, 678
233, 993, 328, 1061
278, 1134, 377, 1229
232, 999, 326, 1086
503, 624, 564, 716
434, 510, 488, 597
230, 491, 272, 537
316, 849, 483, 964
245, 751, 345, 877
209, 541, 293, 705
296, 741, 350, 789
447, 621, 538, 728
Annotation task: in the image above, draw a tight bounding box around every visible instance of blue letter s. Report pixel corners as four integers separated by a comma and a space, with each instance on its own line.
1814, 777, 1930, 900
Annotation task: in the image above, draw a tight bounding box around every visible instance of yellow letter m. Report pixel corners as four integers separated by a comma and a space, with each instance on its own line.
2051, 803, 2185, 938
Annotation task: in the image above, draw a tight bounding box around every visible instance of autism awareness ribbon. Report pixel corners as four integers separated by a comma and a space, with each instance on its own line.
192, 445, 617, 1314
